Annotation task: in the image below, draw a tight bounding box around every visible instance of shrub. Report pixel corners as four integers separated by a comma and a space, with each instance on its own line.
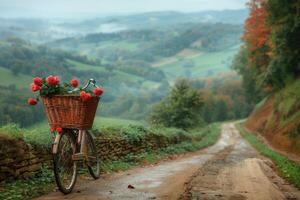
150, 79, 203, 129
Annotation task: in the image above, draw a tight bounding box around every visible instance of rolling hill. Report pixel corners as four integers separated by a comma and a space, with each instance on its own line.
60, 9, 248, 32
0, 10, 248, 45
0, 10, 245, 125
47, 22, 242, 81
0, 66, 32, 89
153, 46, 239, 79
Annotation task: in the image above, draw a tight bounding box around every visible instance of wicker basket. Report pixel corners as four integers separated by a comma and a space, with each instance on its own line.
42, 95, 100, 130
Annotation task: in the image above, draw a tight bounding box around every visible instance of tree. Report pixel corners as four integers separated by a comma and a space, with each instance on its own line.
213, 99, 229, 121
238, 0, 300, 90
243, 0, 271, 54
242, 0, 272, 90
266, 0, 300, 88
150, 79, 203, 129
231, 49, 264, 104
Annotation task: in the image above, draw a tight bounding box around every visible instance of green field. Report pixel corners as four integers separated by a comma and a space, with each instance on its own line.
55, 39, 149, 59
142, 80, 161, 90
68, 59, 161, 89
67, 59, 107, 72
0, 66, 32, 89
28, 116, 145, 131
94, 117, 145, 129
154, 47, 238, 80
94, 40, 141, 52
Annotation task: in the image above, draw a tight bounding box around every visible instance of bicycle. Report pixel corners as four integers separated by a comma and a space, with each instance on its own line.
42, 79, 101, 194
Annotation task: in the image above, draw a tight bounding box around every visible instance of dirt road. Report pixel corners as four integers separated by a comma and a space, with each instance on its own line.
36, 123, 300, 200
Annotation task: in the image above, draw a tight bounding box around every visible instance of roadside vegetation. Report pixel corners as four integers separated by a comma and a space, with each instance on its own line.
0, 167, 55, 200
233, 0, 300, 158
0, 122, 221, 200
236, 123, 300, 188
101, 123, 220, 172
151, 77, 252, 128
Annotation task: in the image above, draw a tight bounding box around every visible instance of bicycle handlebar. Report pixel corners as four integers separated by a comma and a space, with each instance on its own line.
69, 78, 102, 93
82, 78, 100, 90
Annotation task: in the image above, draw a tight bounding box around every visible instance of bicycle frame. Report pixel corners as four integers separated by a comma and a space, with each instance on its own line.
52, 130, 89, 160
78, 130, 88, 156
52, 133, 62, 154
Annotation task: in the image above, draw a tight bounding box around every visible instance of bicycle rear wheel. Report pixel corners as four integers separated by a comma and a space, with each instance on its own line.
86, 131, 100, 179
53, 129, 77, 194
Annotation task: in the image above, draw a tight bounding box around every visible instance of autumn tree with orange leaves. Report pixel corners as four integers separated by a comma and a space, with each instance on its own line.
243, 0, 271, 52
232, 0, 272, 104
234, 0, 300, 99
243, 0, 272, 77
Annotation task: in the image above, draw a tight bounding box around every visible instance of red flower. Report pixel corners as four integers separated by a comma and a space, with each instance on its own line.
85, 93, 92, 101
33, 77, 43, 86
80, 91, 86, 96
94, 87, 104, 96
27, 98, 37, 105
70, 79, 79, 88
46, 75, 60, 86
80, 91, 91, 102
50, 127, 56, 132
30, 83, 41, 92
56, 127, 63, 133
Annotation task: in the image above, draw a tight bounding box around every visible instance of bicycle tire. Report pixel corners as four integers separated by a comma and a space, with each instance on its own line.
53, 129, 78, 194
86, 131, 100, 179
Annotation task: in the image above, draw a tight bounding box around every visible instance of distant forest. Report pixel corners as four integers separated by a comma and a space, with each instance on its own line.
0, 10, 252, 127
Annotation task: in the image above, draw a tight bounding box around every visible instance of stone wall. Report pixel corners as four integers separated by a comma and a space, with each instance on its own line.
0, 133, 190, 183
0, 135, 51, 182
96, 133, 187, 160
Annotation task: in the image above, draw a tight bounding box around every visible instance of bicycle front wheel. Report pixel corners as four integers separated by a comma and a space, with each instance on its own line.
53, 129, 78, 194
86, 131, 100, 179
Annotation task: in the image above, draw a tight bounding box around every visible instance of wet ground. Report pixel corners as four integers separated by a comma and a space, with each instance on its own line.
36, 123, 300, 200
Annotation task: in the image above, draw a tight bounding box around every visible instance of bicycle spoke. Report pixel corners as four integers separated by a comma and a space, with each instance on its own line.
86, 131, 100, 179
53, 131, 77, 193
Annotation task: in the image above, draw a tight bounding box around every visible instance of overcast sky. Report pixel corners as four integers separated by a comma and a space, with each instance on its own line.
0, 0, 248, 19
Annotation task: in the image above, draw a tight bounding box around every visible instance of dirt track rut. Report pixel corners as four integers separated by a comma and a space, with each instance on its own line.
36, 123, 300, 200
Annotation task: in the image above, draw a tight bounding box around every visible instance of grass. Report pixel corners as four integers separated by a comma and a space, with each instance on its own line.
62, 38, 148, 57
93, 117, 145, 129
0, 67, 32, 89
236, 123, 300, 188
101, 123, 221, 172
28, 116, 145, 130
142, 80, 161, 90
0, 123, 221, 200
274, 79, 300, 128
0, 124, 52, 148
253, 97, 267, 111
112, 70, 144, 82
67, 59, 143, 82
67, 59, 107, 72
68, 40, 144, 56
25, 117, 145, 146
94, 40, 140, 52
0, 167, 55, 200
255, 79, 300, 138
